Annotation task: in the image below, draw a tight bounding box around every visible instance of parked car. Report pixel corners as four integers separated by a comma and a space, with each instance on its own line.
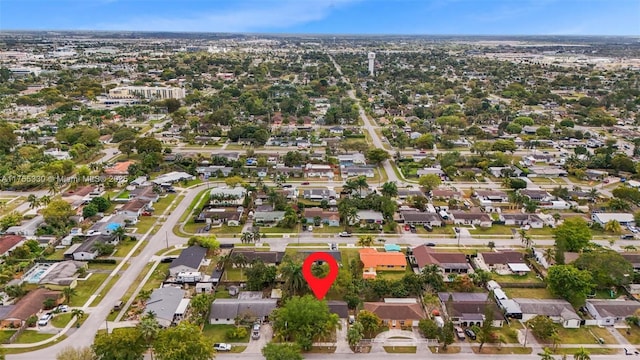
348, 315, 356, 324
424, 242, 436, 247
464, 328, 476, 340
252, 330, 260, 340
423, 224, 433, 232
621, 234, 635, 240
455, 326, 465, 340
38, 313, 53, 326
301, 182, 310, 185
404, 224, 411, 231
338, 232, 352, 237
56, 305, 69, 313
252, 323, 261, 332
213, 343, 232, 351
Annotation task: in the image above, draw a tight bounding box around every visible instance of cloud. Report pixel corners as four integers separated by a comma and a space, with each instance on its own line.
95, 0, 362, 32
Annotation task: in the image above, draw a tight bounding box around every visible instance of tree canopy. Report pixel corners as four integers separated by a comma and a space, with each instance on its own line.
547, 265, 594, 307
553, 217, 592, 252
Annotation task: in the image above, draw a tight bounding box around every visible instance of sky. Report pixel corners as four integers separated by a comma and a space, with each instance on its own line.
0, 0, 638, 36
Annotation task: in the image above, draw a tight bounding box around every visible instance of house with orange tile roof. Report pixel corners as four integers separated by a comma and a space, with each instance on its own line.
105, 160, 135, 175
359, 248, 407, 279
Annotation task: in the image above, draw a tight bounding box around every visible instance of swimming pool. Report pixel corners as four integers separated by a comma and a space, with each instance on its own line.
22, 263, 55, 284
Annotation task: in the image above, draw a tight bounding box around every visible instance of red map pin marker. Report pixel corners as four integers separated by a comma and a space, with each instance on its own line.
302, 252, 339, 300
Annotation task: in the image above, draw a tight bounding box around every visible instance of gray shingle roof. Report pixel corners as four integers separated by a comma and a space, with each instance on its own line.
146, 287, 186, 325
170, 246, 206, 270
209, 299, 278, 320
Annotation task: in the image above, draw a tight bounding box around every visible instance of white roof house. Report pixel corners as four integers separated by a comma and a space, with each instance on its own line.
591, 213, 635, 226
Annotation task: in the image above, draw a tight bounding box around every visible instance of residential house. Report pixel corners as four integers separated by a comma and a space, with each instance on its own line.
342, 166, 375, 178
304, 208, 340, 227
209, 298, 278, 324
118, 198, 151, 220
169, 246, 207, 276
230, 249, 284, 267
417, 168, 444, 177
145, 287, 189, 327
5, 215, 44, 237
359, 248, 407, 279
152, 172, 195, 185
305, 164, 334, 178
363, 298, 426, 329
591, 213, 635, 227
196, 207, 242, 226
38, 261, 85, 290
0, 235, 26, 257
476, 251, 530, 275
450, 211, 493, 228
528, 167, 568, 178
500, 213, 545, 228
621, 253, 640, 272
518, 189, 552, 202
196, 166, 234, 178
209, 187, 247, 206
514, 298, 581, 328
301, 251, 342, 265
253, 211, 285, 226
399, 211, 443, 227
66, 234, 119, 261
129, 186, 160, 203
397, 189, 426, 200
437, 292, 504, 328
104, 160, 134, 175
430, 189, 462, 200
585, 300, 640, 326
356, 210, 384, 224
303, 188, 336, 201
474, 190, 509, 203
0, 288, 60, 327
412, 245, 470, 275
337, 153, 366, 167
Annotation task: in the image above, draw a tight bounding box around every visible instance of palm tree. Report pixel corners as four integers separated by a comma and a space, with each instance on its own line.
604, 220, 622, 234
356, 235, 374, 247
588, 188, 599, 202
47, 180, 60, 195
343, 179, 359, 197
27, 194, 39, 209
380, 181, 398, 198
113, 226, 126, 242
543, 247, 555, 264
137, 312, 160, 360
608, 198, 631, 212
71, 308, 85, 321
62, 287, 77, 305
573, 347, 590, 360
539, 347, 554, 360
519, 229, 533, 249
252, 228, 261, 243
39, 195, 51, 206
279, 259, 306, 295
240, 232, 253, 244
355, 176, 369, 197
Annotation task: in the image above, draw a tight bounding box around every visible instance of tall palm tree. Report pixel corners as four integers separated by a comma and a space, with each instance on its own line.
71, 308, 85, 320
604, 220, 622, 234
62, 287, 76, 305
137, 312, 160, 360
343, 179, 359, 197
48, 180, 60, 195
39, 195, 51, 206
380, 181, 398, 198
543, 247, 555, 264
279, 260, 306, 295
519, 229, 532, 249
252, 228, 261, 243
356, 235, 374, 247
27, 194, 39, 209
355, 176, 369, 197
240, 232, 253, 244
587, 188, 599, 202
113, 226, 126, 242
573, 347, 590, 360
341, 206, 359, 229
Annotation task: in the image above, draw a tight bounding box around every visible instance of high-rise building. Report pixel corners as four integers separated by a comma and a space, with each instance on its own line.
368, 52, 376, 76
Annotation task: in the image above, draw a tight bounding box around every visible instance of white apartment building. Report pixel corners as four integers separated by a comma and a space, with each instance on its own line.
108, 86, 185, 100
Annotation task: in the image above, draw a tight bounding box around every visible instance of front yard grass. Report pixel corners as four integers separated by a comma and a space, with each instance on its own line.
140, 263, 170, 293
221, 268, 246, 281
383, 346, 416, 353
428, 345, 461, 353
468, 225, 516, 235
306, 346, 336, 353
133, 216, 156, 234
0, 330, 16, 343
153, 194, 177, 213
113, 239, 139, 257
619, 326, 640, 344
201, 324, 250, 343
549, 326, 617, 345
472, 346, 532, 354
14, 330, 55, 344
259, 226, 299, 234
492, 271, 544, 284
91, 274, 121, 307
51, 313, 73, 328
552, 348, 617, 356
70, 273, 108, 307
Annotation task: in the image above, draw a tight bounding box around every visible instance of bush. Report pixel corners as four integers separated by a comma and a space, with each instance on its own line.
87, 259, 117, 264
226, 326, 248, 340
26, 315, 38, 327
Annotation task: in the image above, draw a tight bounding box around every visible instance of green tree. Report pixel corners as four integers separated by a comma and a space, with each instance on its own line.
365, 148, 390, 165
271, 295, 339, 350
418, 174, 441, 192
119, 140, 135, 157
347, 321, 364, 348
356, 235, 374, 247
476, 304, 495, 352
553, 217, 592, 252
573, 347, 591, 360
603, 220, 622, 234
92, 327, 147, 360
380, 181, 398, 198
137, 312, 160, 360
357, 310, 382, 338
574, 249, 633, 289
186, 236, 219, 250
90, 196, 111, 212
261, 343, 302, 360
42, 199, 76, 230
418, 318, 439, 339
154, 322, 214, 360
528, 316, 558, 343
279, 259, 306, 296
0, 122, 17, 155
62, 287, 76, 305
135, 137, 163, 154
547, 265, 594, 307
245, 259, 277, 291
539, 347, 555, 360
439, 320, 455, 350
82, 203, 99, 218
188, 293, 214, 325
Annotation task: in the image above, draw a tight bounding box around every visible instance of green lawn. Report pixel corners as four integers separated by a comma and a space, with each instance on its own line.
502, 287, 557, 299
222, 268, 246, 281
259, 226, 299, 234
134, 216, 156, 234
91, 274, 121, 307
468, 226, 516, 235
70, 273, 108, 307
313, 226, 344, 234
88, 263, 117, 271
383, 346, 416, 353
4, 336, 67, 354
140, 263, 170, 293
113, 239, 139, 257
14, 331, 55, 344
492, 322, 522, 343
45, 247, 68, 260
153, 194, 177, 213
209, 225, 243, 235
552, 348, 617, 356
547, 327, 617, 345
202, 324, 250, 343
471, 346, 532, 355
492, 271, 544, 284
51, 313, 73, 328
619, 326, 640, 345
0, 330, 16, 343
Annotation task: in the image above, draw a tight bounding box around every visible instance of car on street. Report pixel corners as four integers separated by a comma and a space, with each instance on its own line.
338, 232, 352, 237
38, 313, 53, 326
213, 343, 232, 351
301, 182, 310, 185
425, 242, 436, 247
